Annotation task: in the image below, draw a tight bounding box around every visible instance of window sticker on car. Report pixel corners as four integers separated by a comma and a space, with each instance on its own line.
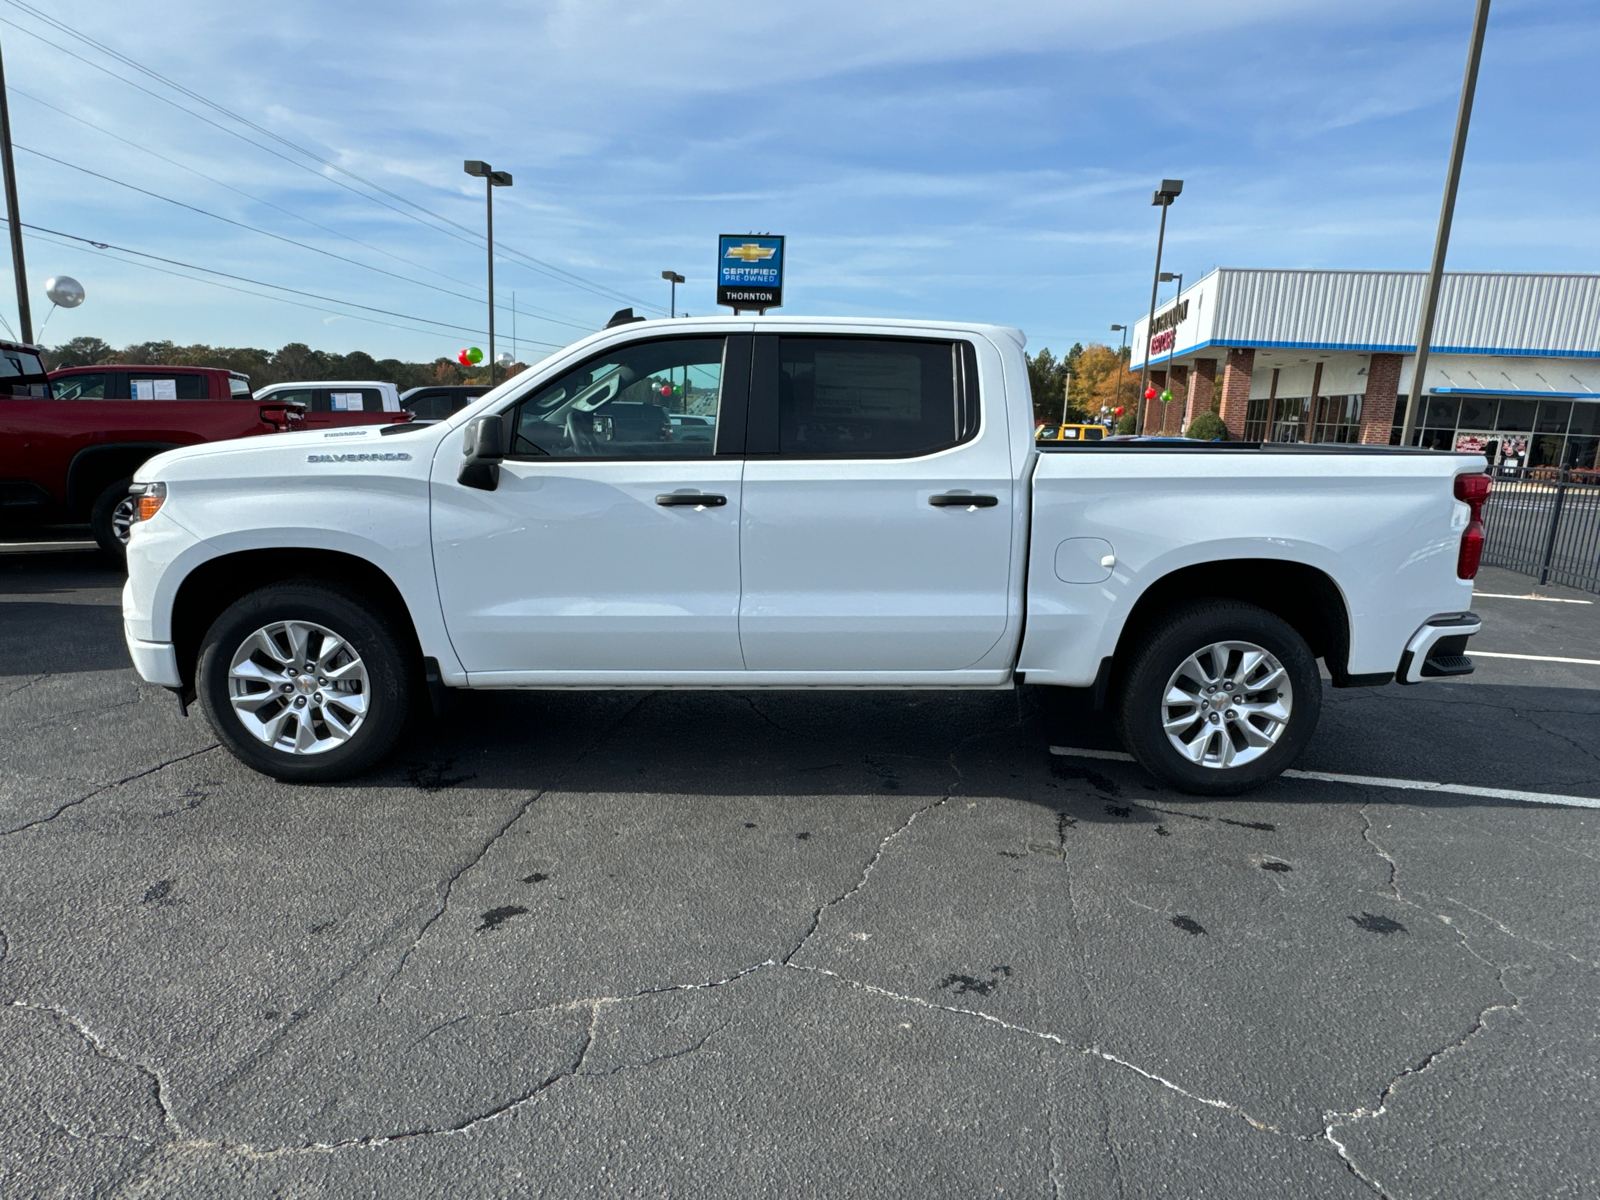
153, 379, 177, 400
330, 391, 363, 411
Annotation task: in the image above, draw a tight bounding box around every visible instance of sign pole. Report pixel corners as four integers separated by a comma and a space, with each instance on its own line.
1400, 0, 1491, 449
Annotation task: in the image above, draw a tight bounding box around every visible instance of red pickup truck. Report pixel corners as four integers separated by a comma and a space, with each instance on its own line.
0, 354, 304, 557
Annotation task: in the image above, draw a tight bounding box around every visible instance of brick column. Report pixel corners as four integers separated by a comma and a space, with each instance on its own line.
1141, 369, 1167, 433
1218, 348, 1254, 439
1165, 364, 1189, 433
1359, 353, 1403, 445
1185, 358, 1216, 427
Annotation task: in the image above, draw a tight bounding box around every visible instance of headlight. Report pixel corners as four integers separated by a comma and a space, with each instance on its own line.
134, 481, 167, 523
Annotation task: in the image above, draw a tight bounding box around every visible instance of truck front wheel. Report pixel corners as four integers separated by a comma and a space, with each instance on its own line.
196, 581, 414, 782
1116, 600, 1321, 796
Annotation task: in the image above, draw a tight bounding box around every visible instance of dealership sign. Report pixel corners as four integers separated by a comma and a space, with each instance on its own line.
1147, 299, 1189, 356
718, 235, 784, 310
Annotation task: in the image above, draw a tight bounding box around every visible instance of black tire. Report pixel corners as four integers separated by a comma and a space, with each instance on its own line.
196, 580, 414, 782
1115, 599, 1321, 796
89, 476, 135, 562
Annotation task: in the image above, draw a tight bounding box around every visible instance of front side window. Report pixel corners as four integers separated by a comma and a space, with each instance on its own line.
266, 388, 316, 411
54, 372, 108, 400
508, 337, 725, 459
776, 337, 963, 457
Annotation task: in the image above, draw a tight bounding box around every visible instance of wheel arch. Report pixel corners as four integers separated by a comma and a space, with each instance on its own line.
1107, 558, 1357, 694
169, 548, 425, 692
67, 443, 181, 514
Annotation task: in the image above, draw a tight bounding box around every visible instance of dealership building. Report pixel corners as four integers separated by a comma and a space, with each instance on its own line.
1128, 269, 1600, 469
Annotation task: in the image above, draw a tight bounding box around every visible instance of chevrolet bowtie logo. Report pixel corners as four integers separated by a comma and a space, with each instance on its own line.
724, 243, 776, 263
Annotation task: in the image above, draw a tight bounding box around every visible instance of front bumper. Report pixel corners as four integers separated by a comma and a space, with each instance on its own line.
1397, 612, 1481, 685
126, 628, 182, 687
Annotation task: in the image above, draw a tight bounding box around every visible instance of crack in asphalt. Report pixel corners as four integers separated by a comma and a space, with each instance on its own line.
1319, 803, 1530, 1198
8, 1000, 184, 1140
382, 696, 650, 995
18, 696, 141, 735
1, 672, 50, 699
0, 745, 219, 837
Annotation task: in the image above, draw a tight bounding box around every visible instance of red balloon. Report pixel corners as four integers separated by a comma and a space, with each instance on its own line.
458, 350, 472, 366
1144, 386, 1158, 401
1113, 407, 1124, 416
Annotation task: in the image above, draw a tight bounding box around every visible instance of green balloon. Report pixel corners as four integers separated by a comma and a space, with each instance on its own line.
467, 346, 484, 364
1160, 390, 1174, 403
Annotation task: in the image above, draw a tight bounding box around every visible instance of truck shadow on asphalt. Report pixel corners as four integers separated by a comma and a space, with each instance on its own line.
351, 679, 1600, 815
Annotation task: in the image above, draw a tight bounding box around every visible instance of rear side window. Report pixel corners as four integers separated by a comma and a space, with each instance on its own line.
127, 372, 208, 400
322, 389, 383, 413
266, 388, 315, 410
404, 390, 454, 421
774, 337, 975, 458
229, 375, 251, 397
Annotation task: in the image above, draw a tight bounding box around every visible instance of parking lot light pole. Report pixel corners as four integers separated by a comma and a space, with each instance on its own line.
1159, 271, 1183, 301
1111, 323, 1128, 421
1138, 180, 1183, 431
464, 160, 513, 385
1400, 0, 1491, 449
0, 29, 32, 345
661, 271, 685, 318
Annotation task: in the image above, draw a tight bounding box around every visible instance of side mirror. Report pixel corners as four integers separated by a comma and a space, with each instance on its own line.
458, 414, 507, 491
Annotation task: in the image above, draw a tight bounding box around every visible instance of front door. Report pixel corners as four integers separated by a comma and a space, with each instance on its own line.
738, 334, 1015, 672
432, 334, 747, 676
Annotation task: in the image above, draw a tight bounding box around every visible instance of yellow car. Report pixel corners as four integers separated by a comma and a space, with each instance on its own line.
1036, 423, 1107, 442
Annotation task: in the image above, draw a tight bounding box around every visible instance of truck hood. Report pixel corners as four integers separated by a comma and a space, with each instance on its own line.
132, 423, 449, 483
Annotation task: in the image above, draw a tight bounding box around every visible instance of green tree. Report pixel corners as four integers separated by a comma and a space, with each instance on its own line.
1027, 343, 1086, 427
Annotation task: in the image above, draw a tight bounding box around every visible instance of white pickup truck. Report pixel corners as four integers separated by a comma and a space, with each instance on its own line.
122, 317, 1489, 794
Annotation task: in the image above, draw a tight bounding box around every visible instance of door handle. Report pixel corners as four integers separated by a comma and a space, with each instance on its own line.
929, 493, 999, 508
656, 493, 727, 507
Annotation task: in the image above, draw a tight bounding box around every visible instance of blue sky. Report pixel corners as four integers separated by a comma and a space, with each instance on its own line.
3, 0, 1596, 363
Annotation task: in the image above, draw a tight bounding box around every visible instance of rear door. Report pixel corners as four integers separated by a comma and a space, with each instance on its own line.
738, 334, 1014, 671
432, 333, 749, 675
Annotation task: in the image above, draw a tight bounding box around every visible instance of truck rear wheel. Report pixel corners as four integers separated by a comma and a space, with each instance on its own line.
1116, 600, 1320, 796
89, 476, 136, 561
196, 581, 413, 782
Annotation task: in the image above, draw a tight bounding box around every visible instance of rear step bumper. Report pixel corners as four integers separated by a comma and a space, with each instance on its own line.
1397, 612, 1481, 685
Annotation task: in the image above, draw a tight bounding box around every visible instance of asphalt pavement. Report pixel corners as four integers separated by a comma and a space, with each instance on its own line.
2, 551, 1597, 1199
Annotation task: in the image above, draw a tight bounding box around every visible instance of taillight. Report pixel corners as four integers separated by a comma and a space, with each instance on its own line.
1454, 471, 1490, 579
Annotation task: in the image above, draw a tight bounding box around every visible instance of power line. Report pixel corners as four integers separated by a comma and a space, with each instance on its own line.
2, 0, 666, 314
10, 85, 600, 332
15, 142, 596, 334
1, 215, 575, 343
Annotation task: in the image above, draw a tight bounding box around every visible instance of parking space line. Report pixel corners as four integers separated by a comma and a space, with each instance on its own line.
1048, 746, 1600, 810
0, 540, 99, 553
1474, 592, 1593, 604
1471, 651, 1600, 666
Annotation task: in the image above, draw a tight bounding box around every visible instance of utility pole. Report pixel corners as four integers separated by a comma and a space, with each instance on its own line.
1060, 371, 1072, 428
464, 160, 512, 384
1400, 0, 1491, 448
0, 28, 33, 344
1138, 180, 1183, 431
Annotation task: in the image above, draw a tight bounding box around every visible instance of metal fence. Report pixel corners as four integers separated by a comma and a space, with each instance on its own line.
1482, 466, 1600, 593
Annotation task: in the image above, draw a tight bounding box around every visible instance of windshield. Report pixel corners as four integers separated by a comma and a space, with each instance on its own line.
0, 348, 51, 397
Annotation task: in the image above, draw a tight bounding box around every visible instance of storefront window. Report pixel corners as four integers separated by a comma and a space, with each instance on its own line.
1535, 401, 1572, 433
1271, 397, 1309, 442
1568, 402, 1600, 437
1423, 397, 1460, 427
1457, 395, 1497, 430
1243, 397, 1270, 442
1566, 437, 1598, 470
1312, 394, 1362, 443
1495, 398, 1536, 431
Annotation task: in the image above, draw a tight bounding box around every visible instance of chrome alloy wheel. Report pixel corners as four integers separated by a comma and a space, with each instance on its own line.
227, 620, 369, 755
111, 495, 137, 545
1160, 640, 1293, 770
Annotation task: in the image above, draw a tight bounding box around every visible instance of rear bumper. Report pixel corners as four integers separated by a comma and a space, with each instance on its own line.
126, 629, 182, 687
1397, 612, 1480, 685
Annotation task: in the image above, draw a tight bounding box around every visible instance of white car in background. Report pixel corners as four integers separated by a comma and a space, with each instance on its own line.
253, 380, 403, 430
